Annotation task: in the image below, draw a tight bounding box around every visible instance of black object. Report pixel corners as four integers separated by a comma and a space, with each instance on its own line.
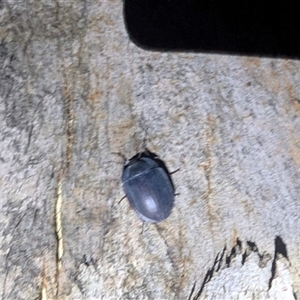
122, 149, 175, 223
124, 0, 300, 59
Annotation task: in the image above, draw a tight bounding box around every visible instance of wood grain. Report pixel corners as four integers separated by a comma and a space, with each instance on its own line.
1, 1, 300, 299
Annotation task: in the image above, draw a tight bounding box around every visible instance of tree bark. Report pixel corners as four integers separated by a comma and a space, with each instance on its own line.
1, 1, 300, 299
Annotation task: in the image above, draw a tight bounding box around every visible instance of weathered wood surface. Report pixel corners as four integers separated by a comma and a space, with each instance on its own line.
1, 1, 300, 299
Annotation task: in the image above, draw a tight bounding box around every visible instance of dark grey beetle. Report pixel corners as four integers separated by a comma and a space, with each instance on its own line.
122, 149, 175, 223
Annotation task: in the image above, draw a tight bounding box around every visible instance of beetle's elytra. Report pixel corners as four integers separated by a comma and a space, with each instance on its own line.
122, 149, 175, 223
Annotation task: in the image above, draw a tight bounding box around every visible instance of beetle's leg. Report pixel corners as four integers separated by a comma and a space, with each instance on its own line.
170, 168, 180, 175
118, 195, 126, 204
111, 152, 127, 164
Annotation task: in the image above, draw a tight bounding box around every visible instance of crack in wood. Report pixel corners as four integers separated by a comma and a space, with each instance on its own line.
189, 238, 278, 299
191, 250, 222, 300
55, 172, 64, 297
268, 236, 290, 290
50, 2, 76, 297
63, 84, 74, 172
39, 259, 48, 300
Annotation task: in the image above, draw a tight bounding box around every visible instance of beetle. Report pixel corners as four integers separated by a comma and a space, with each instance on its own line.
121, 149, 175, 223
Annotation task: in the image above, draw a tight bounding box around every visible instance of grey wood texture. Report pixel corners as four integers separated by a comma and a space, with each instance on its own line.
1, 1, 300, 299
